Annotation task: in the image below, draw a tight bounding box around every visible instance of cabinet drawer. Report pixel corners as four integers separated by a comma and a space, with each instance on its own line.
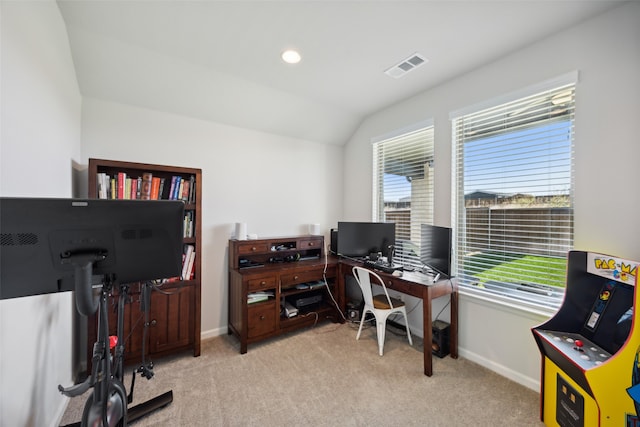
247, 275, 277, 292
384, 277, 421, 298
247, 302, 276, 338
280, 268, 325, 287
237, 242, 270, 255
298, 238, 322, 250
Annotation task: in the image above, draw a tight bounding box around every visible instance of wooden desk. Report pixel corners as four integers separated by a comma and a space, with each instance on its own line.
337, 260, 458, 376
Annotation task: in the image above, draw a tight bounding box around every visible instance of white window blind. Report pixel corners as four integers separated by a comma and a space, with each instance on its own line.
373, 125, 434, 266
452, 80, 576, 311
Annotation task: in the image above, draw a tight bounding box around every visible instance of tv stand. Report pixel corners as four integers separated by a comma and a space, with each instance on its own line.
228, 235, 342, 353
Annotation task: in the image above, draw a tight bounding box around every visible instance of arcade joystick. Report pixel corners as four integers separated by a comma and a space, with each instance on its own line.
575, 339, 584, 352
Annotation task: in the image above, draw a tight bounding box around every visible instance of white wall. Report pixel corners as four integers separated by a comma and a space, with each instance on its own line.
80, 98, 344, 337
0, 1, 82, 426
343, 2, 640, 390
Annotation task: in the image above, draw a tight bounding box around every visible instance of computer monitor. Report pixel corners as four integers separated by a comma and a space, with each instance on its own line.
0, 197, 184, 305
420, 224, 452, 278
336, 221, 395, 259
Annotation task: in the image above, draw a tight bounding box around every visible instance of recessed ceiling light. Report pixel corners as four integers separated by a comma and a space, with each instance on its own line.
281, 49, 301, 64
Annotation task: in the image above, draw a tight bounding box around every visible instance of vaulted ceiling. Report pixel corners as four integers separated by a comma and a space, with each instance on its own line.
57, 1, 622, 145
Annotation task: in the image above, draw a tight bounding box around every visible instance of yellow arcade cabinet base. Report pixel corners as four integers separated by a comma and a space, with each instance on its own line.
541, 357, 598, 426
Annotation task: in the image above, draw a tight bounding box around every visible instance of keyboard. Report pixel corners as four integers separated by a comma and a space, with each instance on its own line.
363, 261, 403, 274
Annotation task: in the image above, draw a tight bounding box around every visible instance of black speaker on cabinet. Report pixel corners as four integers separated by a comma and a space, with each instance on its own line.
432, 320, 450, 358
330, 228, 338, 254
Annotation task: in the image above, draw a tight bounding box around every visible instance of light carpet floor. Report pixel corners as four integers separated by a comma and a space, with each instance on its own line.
60, 321, 544, 426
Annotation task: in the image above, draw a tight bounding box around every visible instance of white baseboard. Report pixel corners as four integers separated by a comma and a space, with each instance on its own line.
458, 346, 541, 392
201, 327, 226, 341
52, 396, 71, 427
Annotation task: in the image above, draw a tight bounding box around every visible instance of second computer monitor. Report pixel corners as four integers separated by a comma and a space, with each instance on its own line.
420, 224, 452, 278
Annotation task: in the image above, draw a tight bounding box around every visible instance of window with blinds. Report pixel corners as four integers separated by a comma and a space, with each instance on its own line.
373, 124, 434, 266
451, 76, 576, 311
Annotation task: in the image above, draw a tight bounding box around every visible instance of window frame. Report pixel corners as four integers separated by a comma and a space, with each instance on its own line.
450, 73, 578, 313
372, 120, 435, 267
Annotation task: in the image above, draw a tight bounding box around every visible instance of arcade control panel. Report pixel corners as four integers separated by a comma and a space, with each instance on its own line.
535, 330, 612, 370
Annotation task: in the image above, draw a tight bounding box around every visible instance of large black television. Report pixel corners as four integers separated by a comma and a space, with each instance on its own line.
336, 221, 395, 259
0, 198, 184, 314
420, 224, 452, 278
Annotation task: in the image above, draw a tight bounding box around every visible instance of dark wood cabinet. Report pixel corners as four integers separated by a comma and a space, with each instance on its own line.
87, 158, 201, 368
148, 284, 194, 355
228, 235, 342, 353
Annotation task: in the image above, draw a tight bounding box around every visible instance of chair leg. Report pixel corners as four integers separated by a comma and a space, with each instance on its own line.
376, 314, 387, 356
356, 309, 368, 341
402, 310, 413, 346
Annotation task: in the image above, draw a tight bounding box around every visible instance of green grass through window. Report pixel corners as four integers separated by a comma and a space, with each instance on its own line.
463, 252, 567, 288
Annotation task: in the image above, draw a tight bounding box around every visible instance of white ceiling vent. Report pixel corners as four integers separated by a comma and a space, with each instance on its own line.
384, 53, 428, 78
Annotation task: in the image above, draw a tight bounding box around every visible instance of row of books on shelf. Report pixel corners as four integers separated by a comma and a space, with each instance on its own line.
248, 291, 274, 304
183, 211, 195, 239
96, 172, 196, 203
181, 244, 196, 281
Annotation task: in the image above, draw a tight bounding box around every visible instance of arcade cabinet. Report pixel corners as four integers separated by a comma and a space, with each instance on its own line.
532, 250, 639, 426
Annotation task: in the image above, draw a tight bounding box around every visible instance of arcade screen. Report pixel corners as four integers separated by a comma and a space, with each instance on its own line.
579, 276, 633, 355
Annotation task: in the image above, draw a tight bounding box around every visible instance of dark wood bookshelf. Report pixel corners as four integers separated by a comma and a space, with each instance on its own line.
87, 158, 202, 369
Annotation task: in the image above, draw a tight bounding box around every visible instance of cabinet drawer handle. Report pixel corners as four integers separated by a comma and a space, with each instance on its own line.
260, 315, 265, 320
308, 242, 315, 247
260, 281, 266, 285
294, 275, 299, 280
151, 319, 157, 326
251, 247, 257, 251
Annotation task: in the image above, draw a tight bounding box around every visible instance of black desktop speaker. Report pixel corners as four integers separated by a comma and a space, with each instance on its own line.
432, 320, 450, 358
346, 300, 362, 321
330, 228, 338, 254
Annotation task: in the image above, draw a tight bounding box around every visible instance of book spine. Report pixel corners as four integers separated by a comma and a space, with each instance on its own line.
105, 174, 111, 199
96, 173, 105, 199
130, 178, 138, 200
141, 172, 152, 199
158, 178, 166, 200
178, 179, 185, 201
168, 176, 177, 200
172, 176, 182, 200
117, 172, 126, 199
181, 179, 190, 202
190, 178, 196, 204
110, 177, 116, 199
151, 177, 161, 200
124, 177, 132, 199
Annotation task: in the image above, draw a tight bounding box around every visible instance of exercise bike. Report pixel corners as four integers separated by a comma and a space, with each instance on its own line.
59, 255, 172, 427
